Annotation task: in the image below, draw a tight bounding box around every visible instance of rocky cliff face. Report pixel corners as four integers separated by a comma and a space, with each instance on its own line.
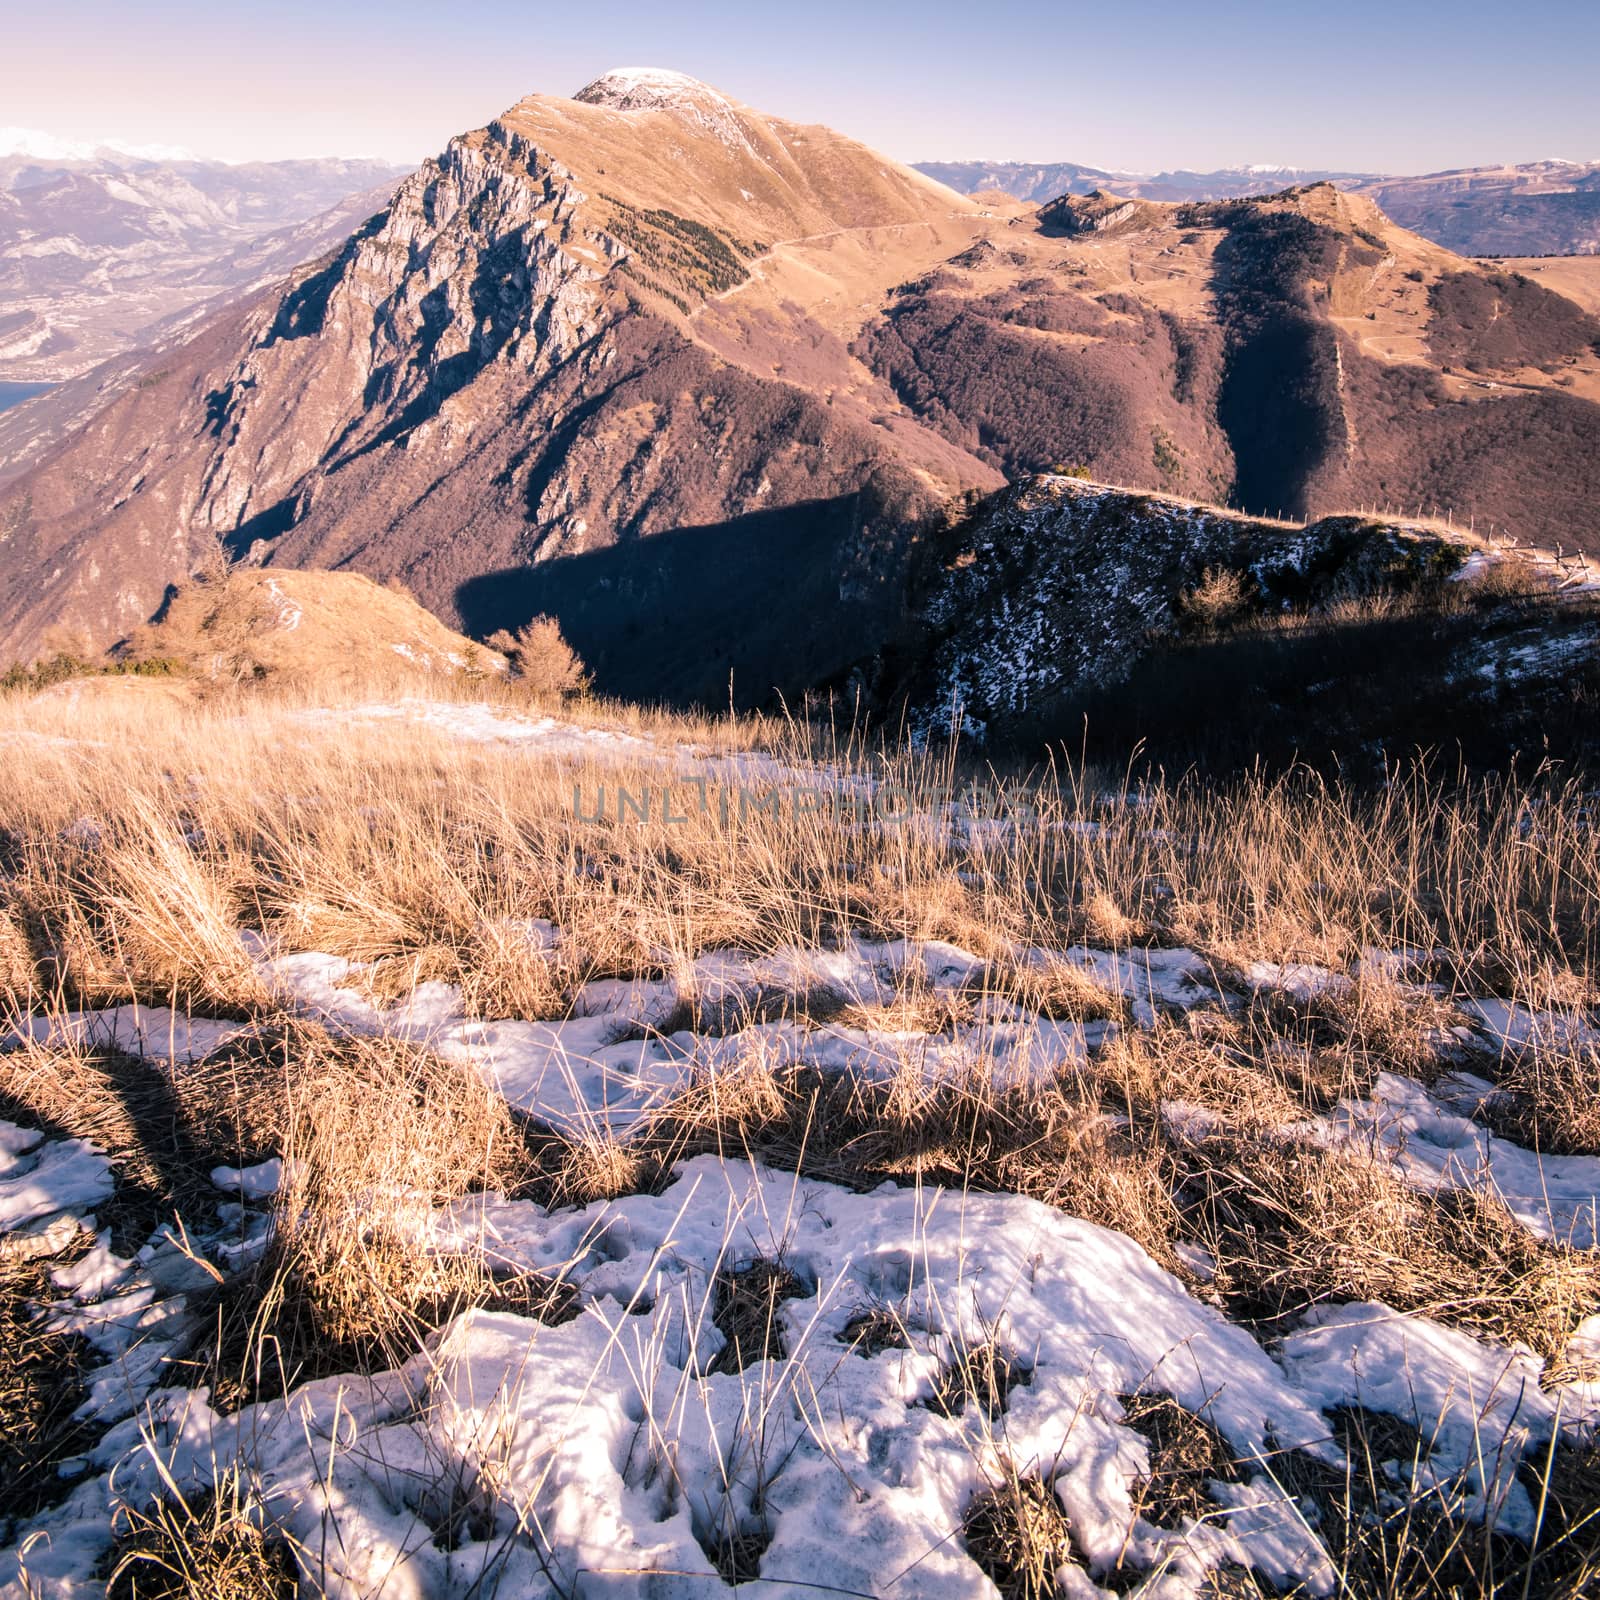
884, 476, 1600, 768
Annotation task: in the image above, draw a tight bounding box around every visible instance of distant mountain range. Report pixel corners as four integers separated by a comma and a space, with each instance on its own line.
1357, 162, 1600, 257
1, 73, 1598, 703
0, 136, 408, 379
912, 161, 1376, 205
915, 159, 1600, 257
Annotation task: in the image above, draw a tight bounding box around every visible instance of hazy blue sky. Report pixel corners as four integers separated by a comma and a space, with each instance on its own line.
5, 0, 1597, 173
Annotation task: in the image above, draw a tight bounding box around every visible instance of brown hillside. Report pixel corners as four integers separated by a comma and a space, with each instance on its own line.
124, 569, 505, 688
858, 183, 1600, 539
0, 69, 1004, 674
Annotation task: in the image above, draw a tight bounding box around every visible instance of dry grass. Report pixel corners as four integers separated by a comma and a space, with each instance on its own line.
0, 685, 1594, 1019
1267, 1408, 1600, 1600
1491, 1043, 1600, 1156
1115, 1390, 1244, 1531
1, 682, 1598, 1593
838, 1306, 911, 1356
0, 1252, 93, 1526
962, 1470, 1074, 1600
707, 1257, 803, 1374
975, 953, 1129, 1023
0, 1035, 201, 1200
1172, 1134, 1600, 1358
928, 1340, 1030, 1420
104, 1468, 298, 1600
171, 1025, 555, 1407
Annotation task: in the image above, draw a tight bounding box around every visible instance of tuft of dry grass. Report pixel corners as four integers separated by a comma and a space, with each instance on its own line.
1491, 1043, 1600, 1156
1098, 1017, 1307, 1132
962, 1471, 1074, 1600
0, 899, 37, 1007
0, 1036, 197, 1198
178, 1232, 575, 1412
1173, 1133, 1600, 1358
105, 1469, 298, 1600
194, 1027, 544, 1401
1079, 888, 1142, 947
833, 988, 976, 1035
838, 1306, 911, 1357
1115, 1391, 1243, 1530
928, 1341, 1029, 1420
707, 1258, 803, 1375
975, 954, 1128, 1023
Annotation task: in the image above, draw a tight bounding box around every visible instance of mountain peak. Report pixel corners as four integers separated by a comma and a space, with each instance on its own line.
573, 67, 734, 114
572, 67, 757, 153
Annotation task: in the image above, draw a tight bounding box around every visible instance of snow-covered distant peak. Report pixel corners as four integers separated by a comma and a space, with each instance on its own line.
0, 125, 198, 163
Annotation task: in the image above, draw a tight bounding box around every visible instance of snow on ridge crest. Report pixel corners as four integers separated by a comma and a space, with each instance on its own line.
572, 66, 759, 155
574, 67, 733, 109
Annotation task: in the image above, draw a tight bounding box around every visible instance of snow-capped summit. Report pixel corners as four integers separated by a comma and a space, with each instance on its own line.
574, 67, 731, 112
573, 67, 756, 152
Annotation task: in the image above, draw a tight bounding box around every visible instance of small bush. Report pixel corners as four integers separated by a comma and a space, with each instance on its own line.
484, 615, 591, 699
963, 1472, 1074, 1600
1181, 566, 1255, 630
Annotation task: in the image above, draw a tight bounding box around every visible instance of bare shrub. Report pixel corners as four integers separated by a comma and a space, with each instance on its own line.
1181, 566, 1254, 630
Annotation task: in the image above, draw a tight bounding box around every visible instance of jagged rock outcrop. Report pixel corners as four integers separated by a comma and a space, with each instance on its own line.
885, 475, 1600, 768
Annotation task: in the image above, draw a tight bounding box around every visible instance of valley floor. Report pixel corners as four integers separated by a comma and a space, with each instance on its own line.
1, 685, 1598, 1598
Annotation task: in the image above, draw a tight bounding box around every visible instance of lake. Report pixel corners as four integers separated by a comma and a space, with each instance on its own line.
0, 381, 56, 415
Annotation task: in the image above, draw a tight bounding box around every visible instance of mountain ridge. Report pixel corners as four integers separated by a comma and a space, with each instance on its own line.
2, 73, 1599, 702
915, 158, 1600, 257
